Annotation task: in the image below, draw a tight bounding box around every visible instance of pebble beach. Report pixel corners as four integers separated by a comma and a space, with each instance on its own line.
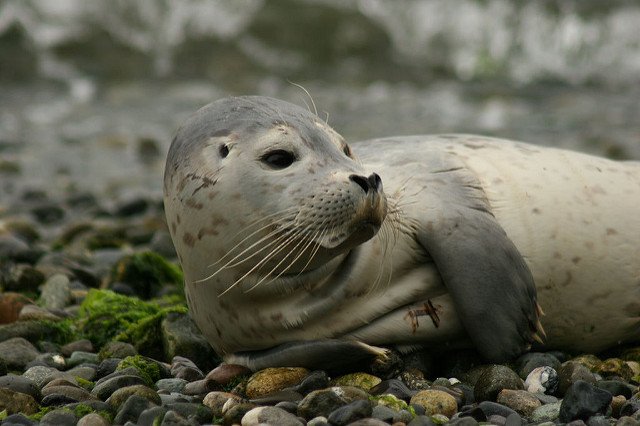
0, 184, 639, 425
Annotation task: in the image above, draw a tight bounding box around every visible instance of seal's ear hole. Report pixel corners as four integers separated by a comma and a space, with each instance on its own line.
262, 150, 296, 169
219, 144, 229, 158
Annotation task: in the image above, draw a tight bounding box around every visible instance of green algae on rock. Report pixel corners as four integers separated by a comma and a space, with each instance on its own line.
108, 251, 183, 299
116, 355, 161, 387
77, 289, 187, 359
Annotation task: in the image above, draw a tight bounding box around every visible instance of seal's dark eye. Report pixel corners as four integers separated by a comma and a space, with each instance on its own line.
219, 144, 229, 158
262, 150, 295, 169
343, 145, 352, 158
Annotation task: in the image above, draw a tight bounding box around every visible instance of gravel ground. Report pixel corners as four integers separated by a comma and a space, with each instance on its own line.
0, 182, 639, 426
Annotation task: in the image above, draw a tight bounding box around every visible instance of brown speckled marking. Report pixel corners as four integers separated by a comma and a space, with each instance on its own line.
584, 241, 595, 250
606, 228, 618, 236
183, 232, 196, 247
176, 214, 181, 224
572, 256, 581, 264
532, 208, 541, 214
198, 228, 218, 239
186, 198, 204, 210
171, 221, 177, 234
208, 191, 219, 199
561, 271, 573, 287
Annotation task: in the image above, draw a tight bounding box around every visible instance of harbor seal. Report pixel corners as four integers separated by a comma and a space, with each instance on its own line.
163, 96, 640, 371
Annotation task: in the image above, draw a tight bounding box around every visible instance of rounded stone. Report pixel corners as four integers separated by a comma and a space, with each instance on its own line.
205, 363, 251, 387
559, 380, 613, 422
297, 388, 350, 419
91, 374, 147, 400
77, 412, 110, 426
60, 339, 94, 357
597, 358, 635, 380
39, 273, 71, 310
0, 375, 40, 400
242, 405, 305, 426
473, 365, 524, 402
514, 352, 562, 379
409, 389, 458, 417
67, 351, 99, 368
40, 408, 77, 426
245, 367, 309, 399
41, 385, 95, 402
113, 394, 158, 425
157, 378, 188, 393
0, 388, 39, 415
0, 337, 40, 370
529, 402, 561, 423
203, 391, 241, 417
496, 389, 542, 417
327, 399, 373, 425
557, 361, 597, 396
22, 365, 61, 388
332, 372, 382, 392
524, 366, 558, 394
106, 384, 161, 409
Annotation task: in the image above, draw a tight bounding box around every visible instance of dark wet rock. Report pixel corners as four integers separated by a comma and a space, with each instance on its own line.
22, 365, 63, 388
164, 402, 213, 423
138, 406, 169, 426
0, 375, 40, 400
30, 202, 65, 224
407, 416, 439, 426
515, 352, 562, 379
1, 413, 38, 426
370, 378, 416, 399
474, 364, 524, 402
115, 197, 149, 217
65, 400, 112, 413
41, 393, 81, 406
66, 364, 97, 381
371, 404, 397, 423
596, 380, 635, 398
98, 341, 137, 360
291, 370, 329, 395
327, 399, 373, 425
113, 394, 158, 425
0, 337, 40, 370
107, 384, 162, 409
223, 402, 257, 425
42, 384, 96, 402
0, 264, 44, 294
60, 339, 94, 357
0, 235, 32, 263
91, 374, 148, 400
559, 380, 613, 422
0, 388, 39, 415
40, 408, 77, 426
557, 361, 598, 396
587, 415, 614, 426
448, 416, 480, 426
477, 401, 519, 418
0, 320, 68, 346
297, 388, 350, 419
171, 356, 204, 382
162, 313, 217, 372
150, 231, 177, 258
460, 406, 487, 422
67, 350, 100, 367
159, 410, 200, 426
96, 357, 122, 378
249, 389, 303, 405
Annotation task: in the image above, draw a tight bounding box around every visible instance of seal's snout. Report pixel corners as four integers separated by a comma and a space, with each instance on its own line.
349, 173, 383, 194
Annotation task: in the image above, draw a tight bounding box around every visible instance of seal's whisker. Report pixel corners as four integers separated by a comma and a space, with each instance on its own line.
288, 81, 318, 116
260, 219, 330, 287
208, 208, 298, 268
198, 223, 294, 284
221, 226, 305, 296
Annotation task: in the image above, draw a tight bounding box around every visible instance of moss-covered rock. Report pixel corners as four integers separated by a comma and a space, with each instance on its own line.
331, 372, 382, 392
117, 355, 161, 386
77, 289, 186, 360
108, 251, 183, 299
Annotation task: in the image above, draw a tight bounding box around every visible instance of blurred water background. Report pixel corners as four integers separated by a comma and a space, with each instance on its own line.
1, 0, 639, 206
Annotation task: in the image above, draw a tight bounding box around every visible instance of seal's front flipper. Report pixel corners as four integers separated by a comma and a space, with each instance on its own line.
225, 340, 388, 372
416, 158, 543, 362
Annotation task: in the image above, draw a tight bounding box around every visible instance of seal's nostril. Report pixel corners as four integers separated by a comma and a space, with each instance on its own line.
369, 173, 382, 192
349, 174, 369, 194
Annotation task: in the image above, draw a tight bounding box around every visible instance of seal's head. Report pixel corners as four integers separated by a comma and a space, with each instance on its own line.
164, 96, 387, 300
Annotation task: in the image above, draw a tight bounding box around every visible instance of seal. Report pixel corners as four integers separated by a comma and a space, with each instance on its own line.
163, 96, 640, 371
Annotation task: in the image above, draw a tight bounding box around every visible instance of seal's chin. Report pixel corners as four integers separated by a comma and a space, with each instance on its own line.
321, 219, 382, 251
